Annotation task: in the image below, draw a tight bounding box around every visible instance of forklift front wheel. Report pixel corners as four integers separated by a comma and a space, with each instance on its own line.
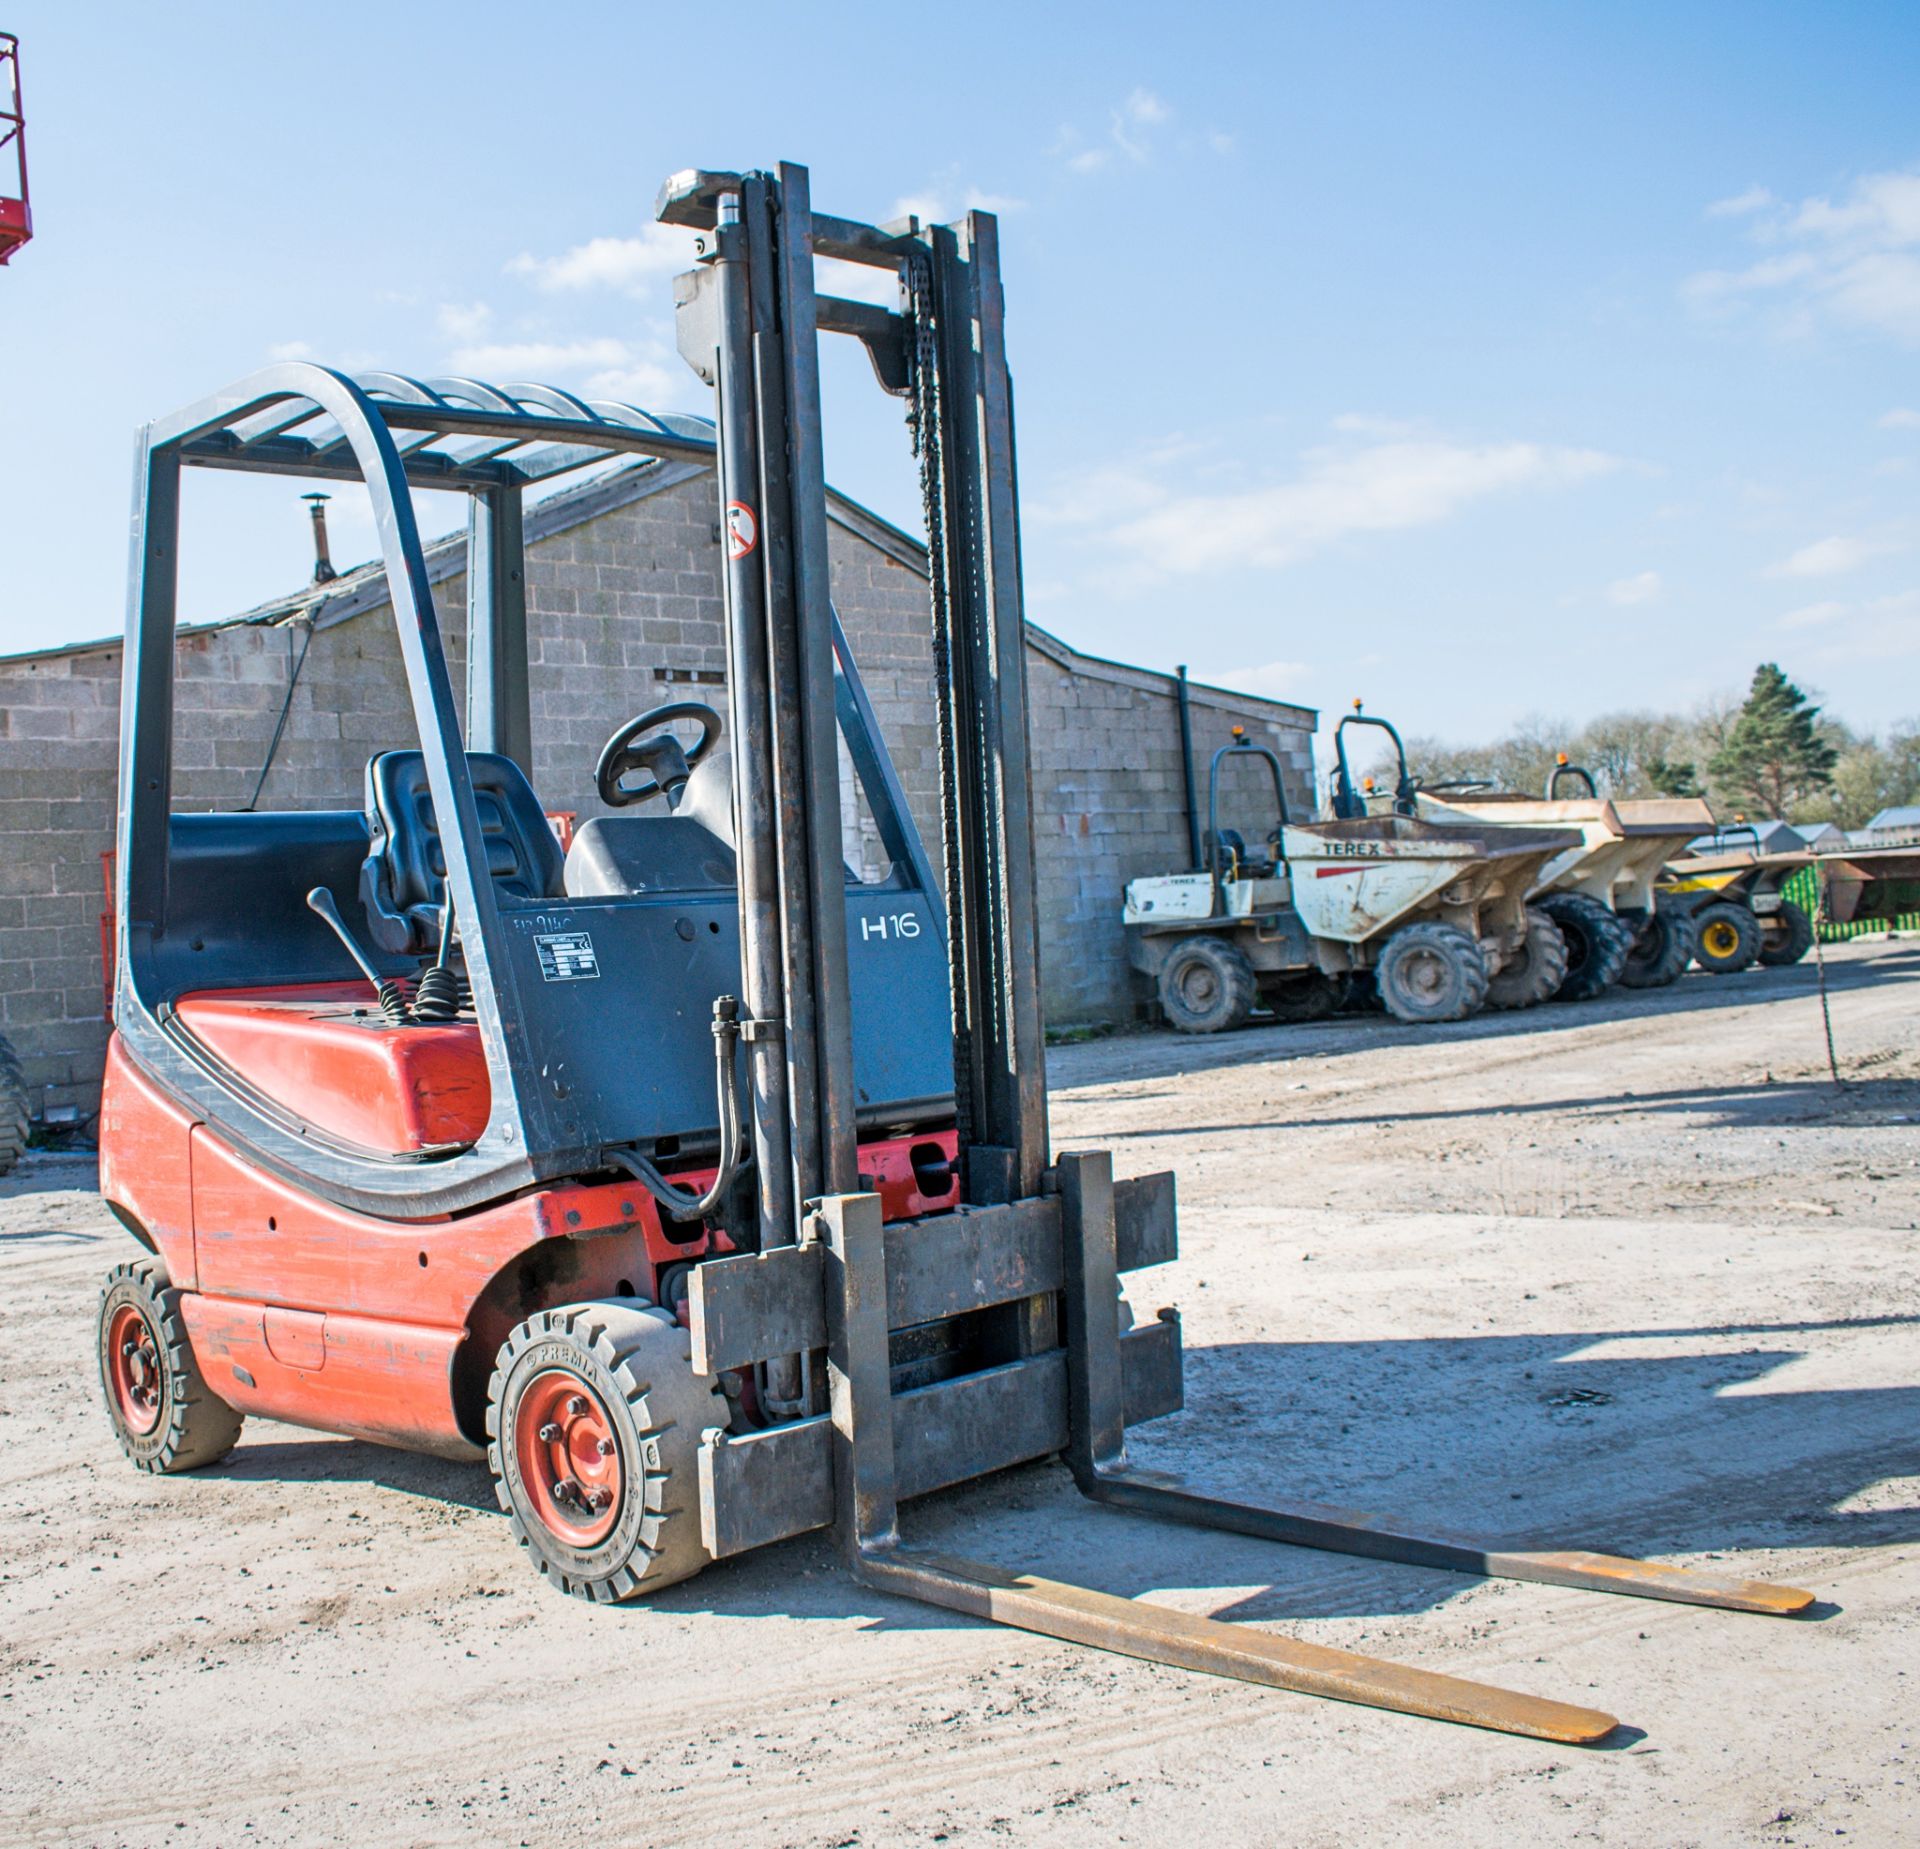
487, 1301, 728, 1603
97, 1258, 244, 1473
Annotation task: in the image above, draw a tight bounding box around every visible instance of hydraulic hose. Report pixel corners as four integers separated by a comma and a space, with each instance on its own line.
609, 996, 745, 1222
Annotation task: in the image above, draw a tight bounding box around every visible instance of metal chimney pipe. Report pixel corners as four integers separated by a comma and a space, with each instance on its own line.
302, 492, 338, 584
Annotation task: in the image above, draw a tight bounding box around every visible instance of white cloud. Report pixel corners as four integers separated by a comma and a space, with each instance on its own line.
1036, 429, 1620, 577
1881, 407, 1920, 429
436, 301, 493, 341
1214, 658, 1310, 699
267, 339, 314, 361
1801, 588, 1920, 663
1606, 570, 1662, 606
583, 360, 681, 404
1763, 533, 1904, 579
1776, 599, 1848, 630
1054, 86, 1187, 173
450, 337, 632, 377
506, 224, 697, 297
890, 183, 1024, 226
1684, 167, 1920, 343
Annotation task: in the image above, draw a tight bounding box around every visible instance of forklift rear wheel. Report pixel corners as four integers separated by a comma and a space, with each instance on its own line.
1693, 902, 1761, 975
1155, 936, 1257, 1034
1485, 906, 1569, 1010
1539, 892, 1633, 1002
488, 1301, 727, 1603
1619, 908, 1698, 990
0, 1034, 28, 1178
1757, 898, 1815, 967
97, 1258, 244, 1473
1374, 922, 1489, 1024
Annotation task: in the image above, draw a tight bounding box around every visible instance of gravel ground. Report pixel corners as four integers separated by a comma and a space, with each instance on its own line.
1, 938, 1915, 1847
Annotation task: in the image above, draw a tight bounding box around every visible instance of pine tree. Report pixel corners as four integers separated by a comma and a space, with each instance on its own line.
1645, 754, 1700, 798
1705, 664, 1839, 817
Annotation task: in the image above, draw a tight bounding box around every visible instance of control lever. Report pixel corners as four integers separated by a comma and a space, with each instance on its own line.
411, 902, 463, 1023
306, 887, 413, 1026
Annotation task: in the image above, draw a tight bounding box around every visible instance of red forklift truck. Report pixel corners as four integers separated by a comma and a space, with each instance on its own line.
97, 161, 1812, 1742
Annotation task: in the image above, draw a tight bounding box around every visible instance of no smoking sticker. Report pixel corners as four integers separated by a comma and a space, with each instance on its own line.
726, 501, 758, 561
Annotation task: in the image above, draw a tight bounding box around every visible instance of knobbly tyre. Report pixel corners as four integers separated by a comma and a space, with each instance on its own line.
96, 160, 1813, 1741
1370, 745, 1718, 1001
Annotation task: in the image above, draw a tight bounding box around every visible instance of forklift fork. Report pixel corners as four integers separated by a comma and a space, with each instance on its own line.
797, 1150, 1809, 1743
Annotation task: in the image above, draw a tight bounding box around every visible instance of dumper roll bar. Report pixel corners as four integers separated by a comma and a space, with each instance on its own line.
1546, 757, 1599, 799
663, 162, 1814, 1744
1206, 731, 1290, 886
1331, 704, 1416, 818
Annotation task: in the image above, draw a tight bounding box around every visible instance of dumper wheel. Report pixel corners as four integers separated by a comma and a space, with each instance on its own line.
1374, 922, 1489, 1023
1485, 906, 1569, 1010
1619, 908, 1698, 989
0, 1034, 29, 1177
97, 1258, 244, 1473
1758, 898, 1815, 967
1265, 971, 1342, 1023
488, 1301, 727, 1603
1540, 892, 1633, 1001
1156, 935, 1257, 1034
1693, 901, 1761, 975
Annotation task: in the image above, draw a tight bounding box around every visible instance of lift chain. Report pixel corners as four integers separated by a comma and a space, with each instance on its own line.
905, 247, 976, 1173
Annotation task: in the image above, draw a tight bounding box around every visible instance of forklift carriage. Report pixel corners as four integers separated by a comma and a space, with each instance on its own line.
98, 161, 1811, 1741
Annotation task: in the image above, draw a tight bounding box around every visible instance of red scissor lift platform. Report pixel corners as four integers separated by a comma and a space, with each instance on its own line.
0, 33, 29, 265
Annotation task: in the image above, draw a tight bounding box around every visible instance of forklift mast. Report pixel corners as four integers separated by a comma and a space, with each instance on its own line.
658, 165, 1047, 1245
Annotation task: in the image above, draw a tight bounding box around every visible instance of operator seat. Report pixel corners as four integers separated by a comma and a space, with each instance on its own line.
360, 750, 566, 955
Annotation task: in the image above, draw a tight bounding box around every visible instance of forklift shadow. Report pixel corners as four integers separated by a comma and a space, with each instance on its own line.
216, 1436, 498, 1511
1051, 943, 1919, 1090
1150, 1071, 1920, 1140
854, 1316, 1917, 1631
203, 1315, 1916, 1632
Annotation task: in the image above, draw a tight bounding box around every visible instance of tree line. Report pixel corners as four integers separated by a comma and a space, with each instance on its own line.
1384, 664, 1918, 832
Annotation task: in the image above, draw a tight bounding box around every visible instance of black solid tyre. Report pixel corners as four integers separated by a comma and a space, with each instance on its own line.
0, 1033, 28, 1178
98, 1258, 244, 1473
1374, 922, 1489, 1024
1693, 901, 1762, 975
1619, 908, 1698, 990
1155, 935, 1257, 1034
1540, 892, 1634, 1001
487, 1300, 727, 1603
1486, 906, 1570, 1010
1757, 898, 1815, 967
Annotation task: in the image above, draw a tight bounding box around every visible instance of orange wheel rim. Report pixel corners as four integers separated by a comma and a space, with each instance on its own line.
106, 1302, 163, 1436
513, 1368, 623, 1546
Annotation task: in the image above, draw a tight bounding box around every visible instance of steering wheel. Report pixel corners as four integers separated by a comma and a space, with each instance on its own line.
596, 701, 722, 808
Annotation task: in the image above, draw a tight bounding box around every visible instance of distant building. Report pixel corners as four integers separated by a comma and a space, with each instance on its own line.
0, 459, 1314, 1118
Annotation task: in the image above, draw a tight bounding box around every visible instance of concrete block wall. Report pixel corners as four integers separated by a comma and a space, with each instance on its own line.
0, 467, 1312, 1117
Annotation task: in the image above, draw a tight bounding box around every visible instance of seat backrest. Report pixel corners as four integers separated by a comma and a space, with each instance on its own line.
360, 751, 566, 955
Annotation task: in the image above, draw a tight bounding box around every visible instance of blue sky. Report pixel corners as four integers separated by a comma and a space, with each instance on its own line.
0, 2, 1915, 742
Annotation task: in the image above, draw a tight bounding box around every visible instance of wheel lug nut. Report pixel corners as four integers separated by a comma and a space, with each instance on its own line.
595, 1437, 615, 1457
538, 1422, 562, 1442
555, 1478, 580, 1502
585, 1487, 611, 1510
567, 1396, 588, 1417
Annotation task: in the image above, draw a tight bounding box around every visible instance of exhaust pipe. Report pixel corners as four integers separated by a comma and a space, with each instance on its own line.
302, 492, 338, 584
